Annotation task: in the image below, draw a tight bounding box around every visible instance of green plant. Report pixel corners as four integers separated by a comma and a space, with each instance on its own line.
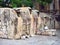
11, 0, 33, 8
0, 0, 52, 8
0, 0, 2, 6
36, 0, 52, 6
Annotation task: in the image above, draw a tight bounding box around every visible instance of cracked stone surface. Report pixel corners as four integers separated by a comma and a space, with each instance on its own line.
0, 30, 60, 45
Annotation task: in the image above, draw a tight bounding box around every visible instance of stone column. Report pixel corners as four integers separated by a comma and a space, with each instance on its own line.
50, 0, 54, 10
54, 0, 59, 15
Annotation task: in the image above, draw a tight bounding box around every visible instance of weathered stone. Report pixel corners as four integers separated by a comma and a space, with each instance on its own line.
0, 8, 18, 39
13, 7, 31, 39
41, 29, 56, 36
30, 10, 39, 35
14, 17, 23, 39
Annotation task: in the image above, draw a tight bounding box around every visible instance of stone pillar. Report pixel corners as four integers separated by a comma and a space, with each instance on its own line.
35, 2, 40, 10
50, 0, 54, 10
54, 0, 59, 15
45, 4, 50, 12
54, 0, 59, 10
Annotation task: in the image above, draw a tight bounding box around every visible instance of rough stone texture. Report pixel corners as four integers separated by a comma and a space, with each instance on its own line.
14, 7, 36, 36
15, 17, 23, 39
30, 10, 39, 35
19, 7, 31, 36
30, 14, 35, 36
0, 8, 18, 39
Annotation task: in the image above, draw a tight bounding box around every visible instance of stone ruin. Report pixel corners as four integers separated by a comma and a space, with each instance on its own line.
0, 8, 18, 39
0, 7, 56, 39
14, 7, 32, 39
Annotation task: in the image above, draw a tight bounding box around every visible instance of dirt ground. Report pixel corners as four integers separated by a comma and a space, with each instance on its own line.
0, 29, 60, 45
